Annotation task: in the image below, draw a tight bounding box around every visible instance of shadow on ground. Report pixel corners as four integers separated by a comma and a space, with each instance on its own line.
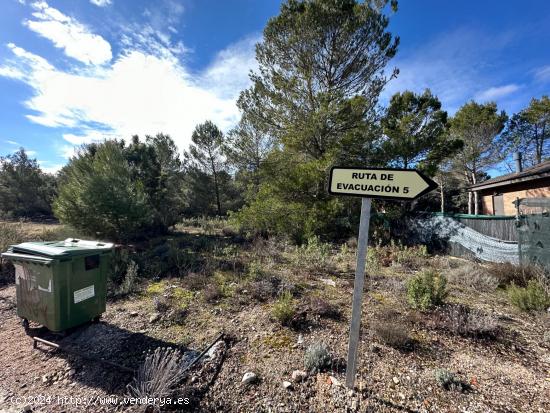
27, 321, 200, 395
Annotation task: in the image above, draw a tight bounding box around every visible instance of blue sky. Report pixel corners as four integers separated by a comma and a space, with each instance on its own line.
0, 0, 549, 174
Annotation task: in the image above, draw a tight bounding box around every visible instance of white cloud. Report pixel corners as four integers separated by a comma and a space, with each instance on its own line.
474, 84, 520, 101
200, 35, 260, 99
5, 140, 21, 145
24, 1, 112, 65
0, 37, 257, 155
38, 160, 63, 174
90, 0, 112, 7
382, 27, 518, 114
533, 65, 550, 83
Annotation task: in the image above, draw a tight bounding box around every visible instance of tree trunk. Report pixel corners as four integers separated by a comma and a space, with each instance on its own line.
209, 154, 222, 216
213, 170, 222, 216
440, 178, 445, 213
471, 172, 479, 215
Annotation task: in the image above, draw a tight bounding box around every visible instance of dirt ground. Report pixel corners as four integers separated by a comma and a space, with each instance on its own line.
0, 227, 549, 412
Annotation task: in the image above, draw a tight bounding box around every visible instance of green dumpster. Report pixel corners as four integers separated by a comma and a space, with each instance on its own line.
1, 238, 114, 332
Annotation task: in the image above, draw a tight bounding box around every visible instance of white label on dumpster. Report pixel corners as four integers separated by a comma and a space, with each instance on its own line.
74, 285, 95, 303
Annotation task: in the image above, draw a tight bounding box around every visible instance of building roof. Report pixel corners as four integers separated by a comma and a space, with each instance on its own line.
469, 159, 550, 192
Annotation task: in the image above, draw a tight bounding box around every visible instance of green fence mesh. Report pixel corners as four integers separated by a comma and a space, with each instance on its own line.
517, 198, 550, 272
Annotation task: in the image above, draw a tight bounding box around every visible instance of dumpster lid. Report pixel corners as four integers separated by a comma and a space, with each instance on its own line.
10, 239, 114, 258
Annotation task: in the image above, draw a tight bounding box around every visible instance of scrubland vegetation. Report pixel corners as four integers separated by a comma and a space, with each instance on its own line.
1, 218, 549, 411
1, 0, 549, 411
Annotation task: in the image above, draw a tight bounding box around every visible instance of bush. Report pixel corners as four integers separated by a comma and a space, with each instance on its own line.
0, 222, 25, 252
434, 369, 465, 391
247, 261, 265, 280
54, 137, 184, 241
293, 236, 332, 272
272, 291, 296, 325
486, 262, 534, 288
0, 222, 24, 285
393, 244, 428, 269
117, 260, 138, 295
248, 279, 277, 302
368, 242, 428, 270
406, 270, 448, 310
435, 304, 498, 338
0, 149, 55, 219
167, 307, 188, 325
507, 280, 550, 312
203, 283, 224, 303
183, 272, 207, 291
304, 342, 332, 373
153, 296, 171, 314
372, 310, 411, 349
127, 347, 188, 400
448, 263, 499, 292
308, 297, 341, 320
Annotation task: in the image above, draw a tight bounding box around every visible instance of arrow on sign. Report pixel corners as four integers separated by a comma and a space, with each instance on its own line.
328, 167, 438, 200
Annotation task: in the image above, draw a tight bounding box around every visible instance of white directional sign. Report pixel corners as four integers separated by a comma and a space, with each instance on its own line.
328, 166, 437, 389
329, 167, 437, 200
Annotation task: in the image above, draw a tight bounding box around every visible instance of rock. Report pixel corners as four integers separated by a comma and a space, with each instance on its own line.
149, 313, 160, 323
329, 376, 341, 387
297, 334, 304, 344
19, 383, 27, 389
41, 375, 49, 383
67, 369, 76, 377
320, 278, 336, 287
351, 400, 358, 411
129, 311, 139, 317
282, 381, 293, 390
207, 341, 223, 359
291, 370, 307, 382
22, 405, 32, 412
392, 376, 400, 384
242, 372, 258, 385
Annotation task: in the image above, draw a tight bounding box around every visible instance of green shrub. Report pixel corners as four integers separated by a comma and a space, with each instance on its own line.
272, 291, 296, 325
117, 260, 138, 295
406, 270, 448, 310
54, 137, 184, 241
304, 342, 332, 372
434, 369, 464, 391
247, 261, 265, 280
293, 236, 332, 272
507, 280, 550, 312
394, 244, 428, 269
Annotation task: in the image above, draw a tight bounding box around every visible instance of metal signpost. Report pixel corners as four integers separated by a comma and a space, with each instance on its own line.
328, 166, 437, 388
